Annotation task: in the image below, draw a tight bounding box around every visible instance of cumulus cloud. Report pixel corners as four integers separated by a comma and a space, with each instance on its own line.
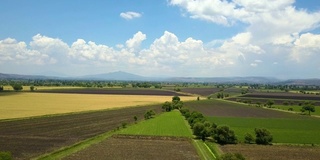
126, 31, 146, 52
120, 11, 142, 20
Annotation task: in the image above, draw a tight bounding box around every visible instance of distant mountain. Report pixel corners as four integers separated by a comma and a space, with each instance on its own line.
1, 72, 320, 85
79, 71, 148, 81
166, 76, 280, 84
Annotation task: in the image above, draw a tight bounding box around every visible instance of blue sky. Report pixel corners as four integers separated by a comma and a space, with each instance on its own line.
1, 0, 320, 78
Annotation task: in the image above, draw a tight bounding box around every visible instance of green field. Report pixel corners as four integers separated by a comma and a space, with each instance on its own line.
207, 116, 320, 144
119, 110, 193, 137
274, 105, 320, 116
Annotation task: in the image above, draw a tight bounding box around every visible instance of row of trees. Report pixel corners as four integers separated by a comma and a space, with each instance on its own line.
180, 108, 273, 145
161, 96, 184, 112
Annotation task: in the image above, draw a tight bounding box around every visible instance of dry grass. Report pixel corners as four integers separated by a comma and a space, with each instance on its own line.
0, 93, 195, 119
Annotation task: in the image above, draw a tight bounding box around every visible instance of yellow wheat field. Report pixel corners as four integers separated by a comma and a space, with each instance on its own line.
0, 92, 196, 120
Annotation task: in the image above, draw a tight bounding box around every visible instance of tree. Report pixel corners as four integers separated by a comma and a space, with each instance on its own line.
193, 121, 214, 141
244, 133, 254, 144
30, 85, 35, 91
0, 86, 3, 91
213, 126, 237, 145
301, 102, 315, 115
133, 116, 138, 122
11, 83, 23, 91
217, 153, 245, 160
265, 100, 274, 108
172, 96, 181, 102
144, 110, 156, 120
255, 128, 273, 145
162, 101, 172, 112
197, 96, 200, 101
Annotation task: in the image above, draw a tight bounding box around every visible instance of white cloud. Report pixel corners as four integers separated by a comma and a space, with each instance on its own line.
120, 11, 142, 20
126, 31, 146, 52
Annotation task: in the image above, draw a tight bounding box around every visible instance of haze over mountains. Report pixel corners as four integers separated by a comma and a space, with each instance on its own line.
1, 71, 320, 85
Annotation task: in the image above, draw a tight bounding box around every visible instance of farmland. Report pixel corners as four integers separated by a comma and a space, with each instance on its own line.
0, 105, 162, 159
64, 111, 200, 160
0, 92, 195, 119
119, 110, 192, 137
64, 135, 200, 160
220, 144, 320, 160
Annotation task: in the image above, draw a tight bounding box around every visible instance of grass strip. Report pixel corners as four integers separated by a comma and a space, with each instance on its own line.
193, 140, 217, 160
33, 131, 115, 160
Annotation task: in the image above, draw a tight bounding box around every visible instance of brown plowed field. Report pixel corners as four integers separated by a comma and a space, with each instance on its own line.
240, 92, 320, 101
220, 144, 320, 160
184, 100, 298, 118
0, 105, 162, 160
37, 88, 188, 96
64, 135, 200, 160
181, 88, 221, 96
227, 97, 320, 106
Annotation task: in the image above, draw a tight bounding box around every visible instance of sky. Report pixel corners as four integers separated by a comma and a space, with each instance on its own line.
0, 0, 320, 79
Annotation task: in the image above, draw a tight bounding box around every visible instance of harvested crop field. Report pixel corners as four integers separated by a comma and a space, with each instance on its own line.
37, 88, 189, 96
64, 135, 200, 160
0, 92, 195, 119
185, 100, 297, 118
240, 92, 320, 101
0, 105, 162, 160
220, 144, 320, 160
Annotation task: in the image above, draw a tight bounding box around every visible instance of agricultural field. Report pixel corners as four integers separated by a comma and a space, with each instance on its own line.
37, 88, 189, 96
119, 110, 192, 137
239, 92, 320, 101
184, 99, 320, 144
63, 111, 200, 160
220, 144, 320, 160
273, 104, 320, 116
0, 92, 195, 119
180, 88, 221, 96
0, 105, 162, 159
64, 135, 199, 160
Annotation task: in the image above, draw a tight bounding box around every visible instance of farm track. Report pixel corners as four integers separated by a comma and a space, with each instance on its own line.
64, 135, 200, 160
36, 88, 189, 96
0, 105, 162, 160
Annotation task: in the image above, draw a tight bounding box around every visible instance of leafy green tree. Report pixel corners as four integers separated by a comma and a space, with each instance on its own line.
265, 100, 274, 108
0, 86, 3, 91
144, 110, 156, 120
217, 153, 246, 160
122, 122, 127, 128
172, 96, 181, 102
255, 128, 273, 145
162, 101, 172, 112
244, 133, 254, 144
11, 83, 23, 91
301, 102, 316, 115
192, 121, 214, 141
213, 126, 237, 145
197, 96, 200, 101
30, 85, 35, 91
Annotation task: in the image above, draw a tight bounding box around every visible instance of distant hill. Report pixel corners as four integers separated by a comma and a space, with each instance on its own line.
1, 72, 320, 85
78, 71, 147, 81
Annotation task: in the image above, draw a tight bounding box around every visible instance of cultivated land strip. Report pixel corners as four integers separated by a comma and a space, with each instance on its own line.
0, 105, 162, 160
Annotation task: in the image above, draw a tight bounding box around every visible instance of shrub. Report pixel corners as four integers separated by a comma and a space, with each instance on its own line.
0, 151, 12, 160
288, 108, 293, 111
122, 122, 127, 128
244, 133, 254, 144
218, 153, 246, 160
255, 128, 273, 145
144, 110, 156, 119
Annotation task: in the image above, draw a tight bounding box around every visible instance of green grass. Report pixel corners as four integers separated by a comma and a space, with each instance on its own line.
119, 110, 193, 137
274, 105, 320, 116
193, 140, 217, 160
207, 116, 320, 144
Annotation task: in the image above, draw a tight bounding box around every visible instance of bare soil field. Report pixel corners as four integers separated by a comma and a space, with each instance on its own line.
64, 135, 200, 160
37, 88, 189, 96
240, 92, 320, 101
185, 100, 297, 118
181, 88, 221, 96
227, 97, 320, 106
0, 105, 162, 160
220, 144, 320, 160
